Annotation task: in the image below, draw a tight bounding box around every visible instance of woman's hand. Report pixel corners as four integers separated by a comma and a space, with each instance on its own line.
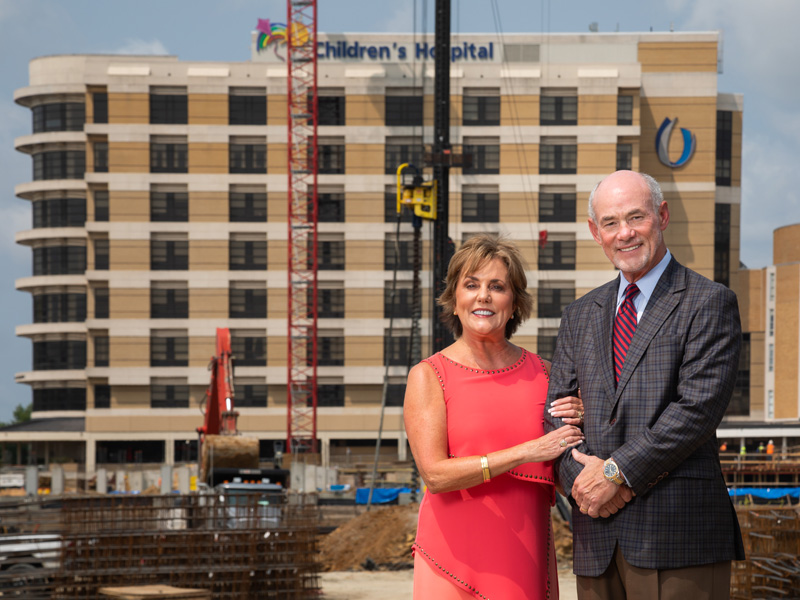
548, 389, 584, 426
528, 425, 584, 462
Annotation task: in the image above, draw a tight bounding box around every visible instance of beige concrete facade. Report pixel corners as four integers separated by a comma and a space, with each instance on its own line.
10, 31, 748, 472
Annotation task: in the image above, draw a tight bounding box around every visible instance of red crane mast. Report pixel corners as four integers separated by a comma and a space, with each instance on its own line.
286, 0, 318, 454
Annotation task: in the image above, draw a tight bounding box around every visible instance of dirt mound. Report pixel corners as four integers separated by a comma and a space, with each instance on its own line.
318, 502, 574, 572
319, 503, 420, 571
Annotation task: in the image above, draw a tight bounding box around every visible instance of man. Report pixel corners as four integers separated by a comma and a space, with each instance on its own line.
545, 170, 744, 599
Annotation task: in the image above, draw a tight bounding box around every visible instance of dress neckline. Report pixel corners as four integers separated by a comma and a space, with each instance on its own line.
437, 348, 528, 374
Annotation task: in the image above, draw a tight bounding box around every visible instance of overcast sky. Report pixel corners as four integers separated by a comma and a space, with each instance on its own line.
0, 0, 797, 422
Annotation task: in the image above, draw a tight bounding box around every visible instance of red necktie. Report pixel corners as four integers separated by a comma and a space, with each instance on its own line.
613, 283, 640, 385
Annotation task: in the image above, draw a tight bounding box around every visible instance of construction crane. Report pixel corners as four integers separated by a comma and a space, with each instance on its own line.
286, 0, 319, 455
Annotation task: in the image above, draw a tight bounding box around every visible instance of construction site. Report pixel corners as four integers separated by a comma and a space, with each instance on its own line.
4, 0, 800, 597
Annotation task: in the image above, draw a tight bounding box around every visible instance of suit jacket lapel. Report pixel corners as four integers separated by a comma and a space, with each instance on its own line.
615, 258, 685, 404
592, 278, 619, 405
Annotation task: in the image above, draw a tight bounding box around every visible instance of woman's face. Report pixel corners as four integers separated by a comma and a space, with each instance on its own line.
454, 257, 514, 340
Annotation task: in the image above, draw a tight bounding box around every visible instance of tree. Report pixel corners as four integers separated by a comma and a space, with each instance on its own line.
0, 403, 32, 429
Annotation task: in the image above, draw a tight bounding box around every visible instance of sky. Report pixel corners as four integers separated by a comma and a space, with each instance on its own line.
0, 0, 798, 422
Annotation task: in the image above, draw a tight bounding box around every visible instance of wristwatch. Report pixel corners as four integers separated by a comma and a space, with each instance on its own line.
603, 458, 625, 485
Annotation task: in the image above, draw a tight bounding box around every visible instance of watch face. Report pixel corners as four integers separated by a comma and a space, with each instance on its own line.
604, 461, 617, 478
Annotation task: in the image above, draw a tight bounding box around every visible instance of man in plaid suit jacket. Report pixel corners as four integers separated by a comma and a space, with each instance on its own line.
545, 171, 745, 599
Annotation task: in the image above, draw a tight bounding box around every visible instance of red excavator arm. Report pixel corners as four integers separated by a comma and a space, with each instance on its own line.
197, 328, 236, 440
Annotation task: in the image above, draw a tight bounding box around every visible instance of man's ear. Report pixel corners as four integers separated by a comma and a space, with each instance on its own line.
588, 218, 602, 245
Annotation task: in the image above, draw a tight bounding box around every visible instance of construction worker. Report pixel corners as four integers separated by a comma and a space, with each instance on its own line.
757, 441, 765, 454
719, 441, 728, 452
766, 439, 775, 461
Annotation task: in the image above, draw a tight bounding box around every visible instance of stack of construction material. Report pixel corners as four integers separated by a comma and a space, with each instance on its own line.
731, 505, 800, 599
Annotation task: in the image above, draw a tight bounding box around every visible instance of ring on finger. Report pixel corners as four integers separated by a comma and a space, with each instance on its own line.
559, 439, 568, 448
577, 410, 584, 421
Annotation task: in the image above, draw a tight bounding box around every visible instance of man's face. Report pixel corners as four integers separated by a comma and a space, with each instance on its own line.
587, 171, 669, 283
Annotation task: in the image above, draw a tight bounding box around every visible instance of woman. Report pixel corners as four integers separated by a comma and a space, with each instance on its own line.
404, 233, 583, 599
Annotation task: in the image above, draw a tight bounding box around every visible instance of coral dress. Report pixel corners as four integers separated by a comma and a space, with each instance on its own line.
412, 350, 558, 600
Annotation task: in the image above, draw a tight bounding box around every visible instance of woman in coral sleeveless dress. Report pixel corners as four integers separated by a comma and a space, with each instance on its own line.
404, 234, 584, 600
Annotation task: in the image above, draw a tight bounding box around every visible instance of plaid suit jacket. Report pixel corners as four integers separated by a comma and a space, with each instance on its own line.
544, 258, 745, 576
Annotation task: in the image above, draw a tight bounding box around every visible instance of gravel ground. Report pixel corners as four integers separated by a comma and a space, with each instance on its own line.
320, 569, 579, 599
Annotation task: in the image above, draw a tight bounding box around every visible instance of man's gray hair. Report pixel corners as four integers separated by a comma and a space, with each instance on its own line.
587, 172, 664, 223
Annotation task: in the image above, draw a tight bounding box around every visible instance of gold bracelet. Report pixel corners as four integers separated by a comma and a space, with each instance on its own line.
480, 455, 491, 483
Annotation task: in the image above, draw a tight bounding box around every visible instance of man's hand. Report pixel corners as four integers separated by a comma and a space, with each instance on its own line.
571, 449, 634, 518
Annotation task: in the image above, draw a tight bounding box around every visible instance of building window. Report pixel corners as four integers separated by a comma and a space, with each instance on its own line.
463, 90, 500, 126
385, 137, 424, 174
385, 93, 423, 126
231, 334, 267, 366
151, 187, 188, 222
33, 292, 86, 323
33, 197, 86, 228
318, 140, 345, 174
33, 151, 85, 180
462, 138, 500, 175
230, 235, 267, 271
93, 93, 108, 124
150, 88, 187, 124
33, 245, 86, 275
503, 43, 540, 62
94, 335, 109, 367
540, 92, 577, 126
716, 110, 733, 187
318, 190, 345, 223
229, 286, 266, 319
539, 139, 577, 174
617, 95, 634, 126
94, 287, 109, 319
317, 384, 344, 407
230, 138, 267, 174
539, 190, 576, 223
384, 333, 410, 367
229, 187, 267, 222
714, 203, 731, 287
94, 238, 109, 270
229, 89, 266, 126
94, 190, 109, 222
151, 383, 190, 408
32, 102, 85, 133
462, 188, 499, 223
317, 236, 345, 271
318, 334, 344, 366
538, 286, 575, 319
236, 383, 267, 408
150, 237, 189, 271
33, 340, 86, 370
93, 142, 108, 173
616, 143, 633, 171
537, 330, 558, 361
385, 282, 413, 319
317, 91, 345, 126
150, 333, 189, 367
385, 236, 414, 271
727, 333, 750, 417
538, 238, 576, 271
94, 384, 111, 409
34, 388, 86, 412
150, 137, 188, 174
386, 383, 406, 407
151, 286, 188, 319
312, 286, 345, 319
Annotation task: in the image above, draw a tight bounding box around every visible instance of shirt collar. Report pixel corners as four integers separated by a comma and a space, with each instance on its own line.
617, 249, 672, 305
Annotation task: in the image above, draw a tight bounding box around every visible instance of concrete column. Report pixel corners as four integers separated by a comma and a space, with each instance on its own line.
160, 465, 173, 494
51, 465, 64, 495
85, 438, 97, 479
164, 438, 175, 466
176, 467, 191, 494
398, 428, 408, 461
320, 437, 330, 468
96, 468, 107, 493
115, 469, 127, 492
25, 465, 38, 496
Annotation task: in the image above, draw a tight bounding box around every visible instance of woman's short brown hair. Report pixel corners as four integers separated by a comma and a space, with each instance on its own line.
437, 233, 532, 339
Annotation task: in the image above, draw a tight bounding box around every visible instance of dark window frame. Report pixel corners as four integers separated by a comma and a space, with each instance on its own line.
150, 94, 188, 125
229, 190, 267, 222
150, 190, 189, 222
32, 102, 85, 133
150, 335, 189, 367
150, 239, 189, 271
385, 96, 423, 126
539, 144, 577, 175
229, 239, 267, 271
462, 144, 500, 175
461, 191, 499, 223
462, 96, 500, 126
33, 197, 86, 228
229, 288, 267, 319
150, 142, 188, 174
540, 96, 578, 126
151, 288, 189, 319
538, 240, 576, 271
229, 95, 267, 126
229, 143, 267, 174
151, 384, 190, 408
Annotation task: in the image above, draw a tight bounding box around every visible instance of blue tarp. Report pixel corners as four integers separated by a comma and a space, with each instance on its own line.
355, 487, 411, 504
728, 487, 800, 499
